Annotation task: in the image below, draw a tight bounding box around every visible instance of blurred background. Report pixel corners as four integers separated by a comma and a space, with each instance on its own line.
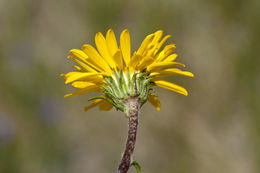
0, 0, 259, 172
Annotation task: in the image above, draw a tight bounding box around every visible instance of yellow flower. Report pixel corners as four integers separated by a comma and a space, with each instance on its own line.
62, 29, 193, 112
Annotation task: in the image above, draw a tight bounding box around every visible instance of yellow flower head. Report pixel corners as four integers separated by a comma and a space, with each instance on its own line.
62, 29, 193, 112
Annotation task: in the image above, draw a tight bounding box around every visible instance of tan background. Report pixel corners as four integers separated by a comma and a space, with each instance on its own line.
0, 0, 260, 172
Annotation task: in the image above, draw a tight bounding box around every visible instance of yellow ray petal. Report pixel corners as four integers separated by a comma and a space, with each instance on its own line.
151, 30, 163, 45
106, 29, 118, 56
70, 49, 99, 70
161, 53, 178, 62
81, 44, 112, 73
145, 46, 157, 57
147, 62, 185, 71
144, 31, 163, 57
151, 68, 194, 78
156, 44, 176, 62
70, 49, 88, 62
70, 49, 107, 73
70, 49, 101, 70
65, 72, 103, 84
148, 95, 161, 111
153, 35, 171, 56
72, 65, 83, 71
64, 85, 102, 98
95, 32, 116, 68
71, 81, 97, 89
146, 42, 155, 50
64, 71, 97, 79
137, 55, 155, 71
98, 100, 113, 111
128, 52, 142, 71
63, 71, 76, 78
154, 80, 188, 96
137, 34, 155, 55
68, 56, 96, 72
84, 99, 103, 112
113, 50, 124, 70
84, 99, 113, 111
120, 29, 131, 66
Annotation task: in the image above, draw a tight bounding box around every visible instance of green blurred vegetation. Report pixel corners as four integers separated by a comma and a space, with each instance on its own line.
0, 0, 259, 172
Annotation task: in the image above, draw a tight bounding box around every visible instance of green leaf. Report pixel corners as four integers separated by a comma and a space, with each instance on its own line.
149, 92, 157, 97
131, 160, 142, 173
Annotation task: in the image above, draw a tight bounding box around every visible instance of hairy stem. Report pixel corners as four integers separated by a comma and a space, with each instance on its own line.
117, 97, 140, 173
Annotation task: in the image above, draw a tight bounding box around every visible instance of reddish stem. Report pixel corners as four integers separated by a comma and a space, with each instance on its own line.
117, 97, 140, 173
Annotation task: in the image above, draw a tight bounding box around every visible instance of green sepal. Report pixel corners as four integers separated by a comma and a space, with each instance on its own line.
101, 85, 113, 95
113, 70, 127, 98
137, 76, 142, 93
137, 73, 146, 93
99, 70, 156, 113
140, 78, 152, 98
130, 73, 137, 96
104, 77, 118, 97
119, 70, 128, 97
127, 69, 131, 89
103, 91, 117, 101
104, 76, 122, 98
113, 69, 120, 80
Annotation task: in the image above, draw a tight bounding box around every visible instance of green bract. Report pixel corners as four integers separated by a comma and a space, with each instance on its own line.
89, 70, 155, 113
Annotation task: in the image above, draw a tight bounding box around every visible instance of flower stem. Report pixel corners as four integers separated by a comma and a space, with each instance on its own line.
117, 97, 140, 173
